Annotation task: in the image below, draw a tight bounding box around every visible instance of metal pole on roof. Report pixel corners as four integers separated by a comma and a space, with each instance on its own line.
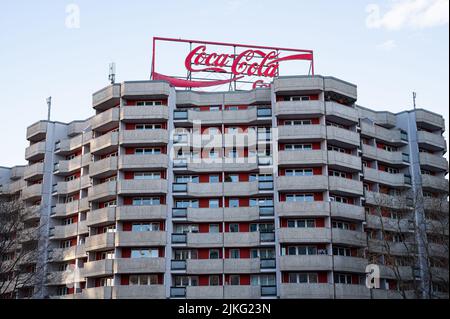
46, 97, 52, 121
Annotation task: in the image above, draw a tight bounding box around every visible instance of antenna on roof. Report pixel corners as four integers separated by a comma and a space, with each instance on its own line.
109, 62, 116, 84
412, 92, 417, 110
46, 96, 52, 121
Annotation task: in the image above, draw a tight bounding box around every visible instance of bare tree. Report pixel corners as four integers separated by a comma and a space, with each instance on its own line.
0, 199, 46, 299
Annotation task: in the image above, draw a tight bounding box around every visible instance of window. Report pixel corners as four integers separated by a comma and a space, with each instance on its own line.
284, 120, 312, 126
225, 174, 239, 182
229, 275, 240, 285
333, 247, 351, 257
284, 96, 310, 101
288, 273, 318, 284
334, 273, 352, 284
285, 144, 312, 151
174, 276, 199, 287
132, 197, 160, 206
174, 224, 199, 234
136, 101, 162, 106
229, 199, 239, 208
210, 106, 220, 112
135, 148, 161, 155
251, 275, 276, 286
175, 175, 199, 183
329, 170, 347, 178
209, 175, 220, 183
134, 172, 161, 180
287, 219, 316, 228
209, 199, 220, 208
227, 106, 239, 111
104, 200, 117, 207
131, 223, 160, 232
229, 223, 239, 232
250, 198, 274, 207
209, 224, 220, 233
129, 274, 159, 285
209, 275, 220, 286
250, 223, 274, 233
250, 248, 275, 259
131, 249, 159, 258
230, 249, 240, 259
174, 249, 198, 260
99, 251, 115, 259
209, 249, 220, 259
286, 169, 313, 176
227, 149, 238, 158
329, 196, 348, 204
135, 124, 162, 130
285, 194, 314, 202
328, 145, 348, 153
209, 150, 219, 158
286, 246, 318, 256
332, 221, 351, 230
175, 199, 199, 208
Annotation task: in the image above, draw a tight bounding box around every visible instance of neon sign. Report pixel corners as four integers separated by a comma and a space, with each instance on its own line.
151, 37, 314, 90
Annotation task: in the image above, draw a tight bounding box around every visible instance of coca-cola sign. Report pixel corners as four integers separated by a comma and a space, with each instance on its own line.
151, 37, 314, 90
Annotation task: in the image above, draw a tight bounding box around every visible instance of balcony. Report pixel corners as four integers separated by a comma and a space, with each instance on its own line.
325, 102, 359, 125
52, 223, 79, 239
182, 109, 222, 124
364, 191, 411, 209
91, 108, 119, 132
223, 181, 260, 197
88, 181, 117, 202
224, 286, 262, 299
173, 207, 223, 222
10, 166, 25, 180
223, 206, 260, 221
114, 257, 165, 273
26, 121, 47, 142
115, 231, 167, 247
116, 205, 167, 221
83, 259, 114, 277
279, 255, 332, 271
326, 126, 360, 148
22, 183, 43, 201
327, 151, 361, 172
277, 228, 331, 243
278, 125, 326, 142
360, 122, 407, 146
274, 100, 324, 118
185, 259, 223, 274
118, 154, 168, 170
334, 284, 370, 299
185, 182, 222, 197
223, 258, 260, 273
113, 285, 165, 299
56, 156, 83, 175
421, 174, 449, 193
328, 176, 364, 196
121, 81, 170, 98
419, 153, 448, 172
224, 232, 271, 247
183, 158, 259, 173
277, 175, 328, 192
25, 141, 46, 161
118, 179, 167, 195
278, 150, 327, 166
90, 157, 118, 179
276, 201, 330, 217
415, 109, 445, 131
81, 286, 113, 299
380, 265, 414, 280
120, 105, 169, 121
119, 129, 169, 146
363, 167, 410, 188
333, 256, 367, 273
53, 198, 89, 217
324, 77, 357, 101
361, 144, 409, 166
85, 232, 115, 251
86, 207, 116, 227
185, 233, 223, 248
23, 162, 44, 181
56, 176, 90, 194
423, 197, 449, 213
368, 240, 413, 255
48, 246, 80, 262
332, 229, 366, 247
57, 135, 83, 155
366, 214, 410, 232
280, 283, 333, 299
330, 202, 365, 221
93, 84, 121, 111
223, 108, 258, 124
90, 131, 119, 155
46, 271, 76, 286
186, 286, 223, 299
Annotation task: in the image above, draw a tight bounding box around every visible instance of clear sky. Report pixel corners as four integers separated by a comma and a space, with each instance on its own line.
0, 0, 448, 167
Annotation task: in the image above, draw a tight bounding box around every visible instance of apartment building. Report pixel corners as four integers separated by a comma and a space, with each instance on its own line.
0, 75, 448, 299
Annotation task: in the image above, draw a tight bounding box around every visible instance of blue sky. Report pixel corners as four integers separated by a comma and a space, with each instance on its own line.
0, 0, 448, 166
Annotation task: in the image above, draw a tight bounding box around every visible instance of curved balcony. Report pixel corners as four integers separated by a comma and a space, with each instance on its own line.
334, 284, 370, 299
327, 151, 362, 172
421, 174, 449, 193
325, 102, 358, 125
46, 271, 78, 286
273, 76, 323, 93
25, 141, 46, 161
278, 150, 327, 166
86, 207, 116, 227
22, 183, 43, 201
93, 84, 120, 111
24, 162, 44, 181
419, 153, 448, 172
52, 223, 79, 239
366, 214, 410, 232
120, 105, 169, 121
277, 228, 331, 244
222, 108, 258, 124
81, 286, 113, 299
56, 156, 85, 175
88, 181, 117, 202
113, 285, 165, 299
115, 231, 166, 247
362, 144, 409, 166
119, 154, 168, 170
332, 229, 366, 247
277, 175, 328, 192
276, 201, 330, 218
85, 232, 115, 252
116, 205, 167, 221
326, 126, 360, 148
280, 283, 333, 299
117, 179, 167, 195
89, 157, 118, 179
328, 176, 364, 196
119, 129, 168, 146
360, 122, 407, 146
83, 259, 114, 277
279, 255, 332, 271
121, 81, 170, 99
333, 256, 367, 273
275, 100, 324, 118
57, 135, 83, 155
363, 167, 410, 188
90, 132, 119, 155
91, 108, 119, 132
53, 198, 89, 217
415, 109, 445, 131
330, 202, 365, 221
368, 239, 414, 256
49, 245, 85, 262
27, 121, 47, 142
278, 125, 326, 142
56, 176, 90, 195
114, 257, 165, 274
